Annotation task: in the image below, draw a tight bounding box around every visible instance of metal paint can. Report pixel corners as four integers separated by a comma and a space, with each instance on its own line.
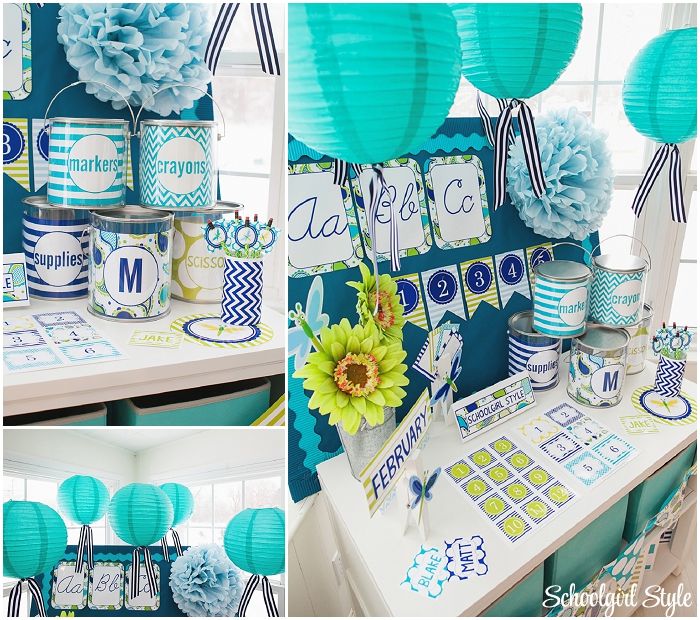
507, 310, 562, 391
624, 303, 654, 375
139, 120, 217, 210
589, 236, 650, 326
533, 244, 592, 338
88, 206, 174, 321
22, 196, 90, 299
568, 325, 630, 407
47, 117, 129, 209
172, 202, 244, 303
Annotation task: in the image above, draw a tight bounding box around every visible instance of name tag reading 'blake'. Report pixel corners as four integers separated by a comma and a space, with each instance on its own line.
453, 371, 536, 442
360, 389, 432, 515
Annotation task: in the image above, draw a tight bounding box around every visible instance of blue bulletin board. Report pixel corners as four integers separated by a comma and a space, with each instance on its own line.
2, 3, 213, 254
287, 117, 597, 502
31, 545, 187, 617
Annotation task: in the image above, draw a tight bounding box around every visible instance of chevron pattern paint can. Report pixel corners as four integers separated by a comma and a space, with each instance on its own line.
88, 206, 174, 321
139, 120, 216, 210
22, 196, 89, 299
568, 326, 629, 408
221, 258, 263, 326
508, 311, 562, 391
589, 253, 648, 326
47, 118, 128, 208
624, 303, 654, 375
533, 260, 591, 338
654, 354, 686, 399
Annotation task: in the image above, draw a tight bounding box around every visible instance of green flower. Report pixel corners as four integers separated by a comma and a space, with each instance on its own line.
294, 318, 409, 435
347, 262, 406, 343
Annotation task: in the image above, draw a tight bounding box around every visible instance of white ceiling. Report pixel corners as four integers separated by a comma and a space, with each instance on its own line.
70, 428, 199, 453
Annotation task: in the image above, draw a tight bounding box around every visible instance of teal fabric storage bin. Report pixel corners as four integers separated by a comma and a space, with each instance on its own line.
623, 441, 696, 541
545, 494, 628, 595
5, 403, 107, 426
483, 564, 544, 617
111, 378, 271, 426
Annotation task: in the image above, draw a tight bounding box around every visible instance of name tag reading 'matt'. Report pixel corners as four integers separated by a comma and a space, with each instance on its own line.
360, 389, 433, 516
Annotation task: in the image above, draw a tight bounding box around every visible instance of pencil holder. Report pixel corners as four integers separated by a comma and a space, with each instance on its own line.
221, 257, 263, 326
654, 353, 686, 399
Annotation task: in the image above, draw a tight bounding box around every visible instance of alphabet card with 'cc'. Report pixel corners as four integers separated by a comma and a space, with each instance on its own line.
518, 403, 638, 487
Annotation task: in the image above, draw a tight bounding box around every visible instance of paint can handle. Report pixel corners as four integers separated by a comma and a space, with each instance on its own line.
134, 85, 226, 140
592, 234, 652, 272
43, 81, 136, 135
550, 241, 594, 265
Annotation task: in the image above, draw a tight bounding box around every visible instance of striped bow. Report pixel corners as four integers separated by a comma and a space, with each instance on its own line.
493, 99, 546, 209
632, 143, 686, 223
205, 3, 281, 76
237, 574, 279, 617
75, 524, 94, 575
8, 578, 46, 617
130, 547, 158, 602
160, 528, 183, 562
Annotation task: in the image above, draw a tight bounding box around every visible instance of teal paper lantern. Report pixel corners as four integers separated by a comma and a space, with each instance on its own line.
108, 483, 173, 547
289, 3, 461, 164
623, 27, 697, 144
159, 483, 194, 527
57, 475, 110, 525
223, 508, 285, 576
3, 501, 68, 579
451, 3, 583, 99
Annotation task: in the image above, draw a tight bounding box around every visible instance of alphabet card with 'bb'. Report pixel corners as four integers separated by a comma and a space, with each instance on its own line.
444, 435, 577, 543
518, 403, 638, 488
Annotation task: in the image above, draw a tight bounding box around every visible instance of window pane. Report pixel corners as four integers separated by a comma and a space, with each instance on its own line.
560, 3, 601, 82
598, 189, 637, 254
26, 479, 58, 509
218, 2, 285, 53
681, 191, 696, 261
214, 527, 225, 546
596, 85, 646, 172
190, 485, 213, 527
4, 476, 24, 502
245, 589, 280, 617
539, 84, 594, 117
92, 528, 107, 546
598, 4, 663, 80
219, 175, 270, 217
670, 263, 697, 327
188, 527, 214, 546
68, 527, 80, 546
214, 481, 243, 525
448, 77, 480, 118
244, 477, 282, 509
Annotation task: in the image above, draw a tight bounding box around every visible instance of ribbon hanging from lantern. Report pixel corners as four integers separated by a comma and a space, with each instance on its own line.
631, 143, 686, 223
237, 574, 279, 617
205, 3, 281, 76
494, 99, 546, 209
477, 93, 514, 149
130, 547, 158, 601
160, 528, 183, 561
7, 578, 46, 617
75, 524, 94, 574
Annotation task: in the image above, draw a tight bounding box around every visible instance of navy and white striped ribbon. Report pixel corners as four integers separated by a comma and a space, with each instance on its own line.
8, 578, 46, 617
75, 524, 94, 574
160, 528, 184, 561
237, 574, 279, 617
477, 93, 514, 149
332, 159, 363, 186
130, 547, 158, 602
206, 3, 280, 76
494, 99, 546, 209
632, 143, 686, 223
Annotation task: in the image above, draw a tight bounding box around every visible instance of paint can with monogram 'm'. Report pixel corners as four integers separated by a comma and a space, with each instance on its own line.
88, 207, 174, 321
533, 243, 592, 338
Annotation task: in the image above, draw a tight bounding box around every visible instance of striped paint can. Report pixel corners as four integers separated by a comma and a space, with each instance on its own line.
507, 311, 562, 391
624, 303, 654, 375
568, 326, 630, 408
88, 206, 174, 321
22, 196, 89, 299
47, 117, 129, 208
533, 246, 592, 338
139, 120, 217, 210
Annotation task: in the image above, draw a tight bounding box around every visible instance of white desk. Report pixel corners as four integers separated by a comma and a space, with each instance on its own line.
317, 362, 697, 617
3, 298, 286, 416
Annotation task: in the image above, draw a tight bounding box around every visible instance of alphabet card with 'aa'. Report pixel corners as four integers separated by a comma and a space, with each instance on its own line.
444, 435, 577, 543
518, 403, 638, 488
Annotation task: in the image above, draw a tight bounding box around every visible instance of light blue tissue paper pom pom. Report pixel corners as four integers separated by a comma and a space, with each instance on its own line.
506, 107, 614, 241
57, 3, 212, 116
170, 544, 244, 617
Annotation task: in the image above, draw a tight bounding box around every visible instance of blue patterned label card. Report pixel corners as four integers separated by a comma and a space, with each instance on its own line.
401, 546, 450, 599
495, 249, 531, 306
3, 253, 30, 307
420, 265, 466, 328
444, 535, 488, 581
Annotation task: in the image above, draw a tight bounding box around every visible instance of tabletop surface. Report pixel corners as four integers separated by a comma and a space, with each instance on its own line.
3, 298, 286, 416
317, 362, 697, 617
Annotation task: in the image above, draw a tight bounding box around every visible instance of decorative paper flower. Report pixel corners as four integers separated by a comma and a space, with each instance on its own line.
170, 544, 243, 617
507, 107, 614, 240
347, 262, 406, 343
57, 4, 212, 116
294, 318, 409, 435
